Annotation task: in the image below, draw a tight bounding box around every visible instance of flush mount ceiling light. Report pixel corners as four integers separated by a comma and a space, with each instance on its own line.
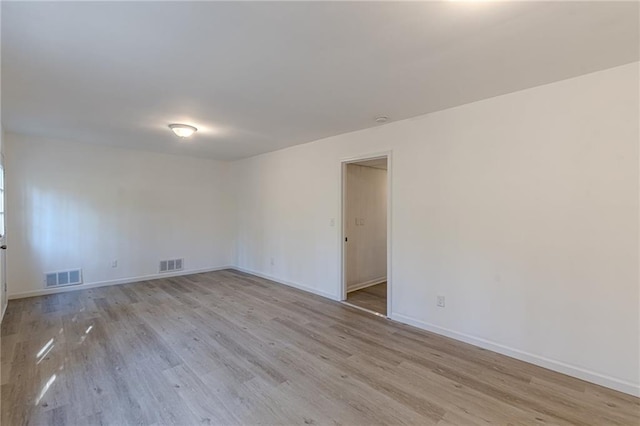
169, 124, 197, 138
375, 116, 388, 123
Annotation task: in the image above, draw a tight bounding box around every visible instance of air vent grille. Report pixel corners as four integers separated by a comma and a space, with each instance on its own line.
44, 269, 82, 288
160, 258, 184, 273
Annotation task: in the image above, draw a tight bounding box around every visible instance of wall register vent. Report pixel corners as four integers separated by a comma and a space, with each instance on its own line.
160, 258, 183, 273
45, 269, 83, 287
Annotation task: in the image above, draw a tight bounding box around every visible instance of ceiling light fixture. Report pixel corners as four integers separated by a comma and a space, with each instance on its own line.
375, 116, 388, 123
169, 123, 197, 138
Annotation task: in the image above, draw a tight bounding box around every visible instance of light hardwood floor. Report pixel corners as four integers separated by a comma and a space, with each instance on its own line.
346, 282, 387, 315
1, 270, 638, 425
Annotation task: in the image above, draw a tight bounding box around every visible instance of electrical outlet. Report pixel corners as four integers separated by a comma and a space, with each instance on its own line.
329, 218, 335, 227
111, 260, 118, 268
270, 257, 275, 266
437, 295, 445, 308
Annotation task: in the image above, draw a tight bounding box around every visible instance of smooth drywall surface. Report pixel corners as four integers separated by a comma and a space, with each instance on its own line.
6, 134, 235, 297
233, 62, 640, 395
345, 164, 387, 291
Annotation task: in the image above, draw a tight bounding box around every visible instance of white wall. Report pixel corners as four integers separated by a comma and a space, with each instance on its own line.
232, 62, 640, 395
6, 134, 235, 298
345, 164, 387, 291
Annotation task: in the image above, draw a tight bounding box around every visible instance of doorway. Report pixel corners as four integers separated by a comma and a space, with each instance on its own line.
0, 156, 6, 317
341, 154, 390, 316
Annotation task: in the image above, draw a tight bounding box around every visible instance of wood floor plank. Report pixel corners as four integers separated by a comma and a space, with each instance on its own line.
1, 269, 638, 425
346, 282, 387, 315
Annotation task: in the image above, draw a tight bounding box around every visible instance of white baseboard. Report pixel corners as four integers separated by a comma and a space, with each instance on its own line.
390, 312, 640, 397
8, 265, 234, 300
347, 276, 386, 293
231, 266, 341, 301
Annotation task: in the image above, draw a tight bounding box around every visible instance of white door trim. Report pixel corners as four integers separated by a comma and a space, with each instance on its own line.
340, 150, 392, 317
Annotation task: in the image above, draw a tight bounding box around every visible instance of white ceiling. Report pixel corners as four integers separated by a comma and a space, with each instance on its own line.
2, 1, 638, 160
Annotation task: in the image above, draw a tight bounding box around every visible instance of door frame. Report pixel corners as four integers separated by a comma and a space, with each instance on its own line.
340, 150, 392, 317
